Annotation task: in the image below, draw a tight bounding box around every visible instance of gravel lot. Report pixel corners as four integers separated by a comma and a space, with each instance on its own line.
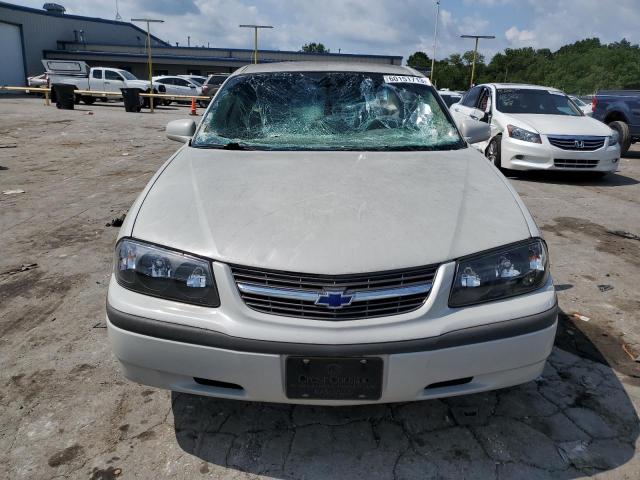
1, 97, 639, 480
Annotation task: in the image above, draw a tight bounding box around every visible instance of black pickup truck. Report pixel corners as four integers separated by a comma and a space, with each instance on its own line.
592, 90, 640, 156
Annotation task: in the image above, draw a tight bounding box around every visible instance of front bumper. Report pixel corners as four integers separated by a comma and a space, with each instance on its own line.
501, 135, 620, 172
107, 305, 556, 405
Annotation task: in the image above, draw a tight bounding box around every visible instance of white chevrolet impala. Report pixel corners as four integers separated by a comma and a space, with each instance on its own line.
450, 83, 620, 174
107, 62, 557, 405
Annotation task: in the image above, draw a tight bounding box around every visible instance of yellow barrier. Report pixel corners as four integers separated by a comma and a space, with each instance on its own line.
0, 85, 209, 108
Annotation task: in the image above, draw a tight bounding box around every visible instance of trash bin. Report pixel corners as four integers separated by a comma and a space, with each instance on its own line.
52, 83, 75, 110
121, 88, 142, 112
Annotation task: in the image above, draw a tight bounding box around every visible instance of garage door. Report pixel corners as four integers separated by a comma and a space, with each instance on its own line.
0, 22, 26, 87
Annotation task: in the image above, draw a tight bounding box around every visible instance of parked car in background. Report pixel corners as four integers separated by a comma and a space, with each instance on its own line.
43, 60, 165, 107
201, 73, 229, 101
438, 89, 463, 107
179, 75, 207, 85
450, 83, 620, 175
591, 90, 640, 156
153, 75, 205, 106
107, 62, 558, 406
26, 73, 48, 93
569, 95, 592, 116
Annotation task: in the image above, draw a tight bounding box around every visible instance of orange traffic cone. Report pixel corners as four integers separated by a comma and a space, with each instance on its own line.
189, 97, 198, 116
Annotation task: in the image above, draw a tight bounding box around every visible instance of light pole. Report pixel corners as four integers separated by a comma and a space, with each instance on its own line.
131, 18, 164, 112
239, 24, 273, 64
430, 1, 440, 83
460, 34, 494, 88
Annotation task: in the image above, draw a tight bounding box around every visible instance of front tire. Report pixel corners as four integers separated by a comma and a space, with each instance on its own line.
486, 136, 502, 169
608, 120, 631, 156
82, 96, 96, 105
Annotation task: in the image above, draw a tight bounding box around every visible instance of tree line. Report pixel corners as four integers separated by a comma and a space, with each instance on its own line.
407, 38, 640, 94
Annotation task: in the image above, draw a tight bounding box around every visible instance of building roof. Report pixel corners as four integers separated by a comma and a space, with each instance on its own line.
234, 61, 419, 76
0, 1, 170, 46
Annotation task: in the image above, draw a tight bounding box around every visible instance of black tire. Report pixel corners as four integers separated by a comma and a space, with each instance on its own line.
100, 97, 108, 103
82, 96, 96, 105
197, 100, 208, 108
608, 120, 631, 156
485, 136, 502, 169
143, 90, 160, 108
162, 100, 172, 106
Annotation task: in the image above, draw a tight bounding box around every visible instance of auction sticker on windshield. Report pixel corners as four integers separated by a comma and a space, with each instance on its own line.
383, 75, 431, 85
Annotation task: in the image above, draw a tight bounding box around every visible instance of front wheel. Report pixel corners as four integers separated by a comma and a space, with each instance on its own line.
608, 120, 631, 156
485, 136, 502, 169
82, 96, 96, 105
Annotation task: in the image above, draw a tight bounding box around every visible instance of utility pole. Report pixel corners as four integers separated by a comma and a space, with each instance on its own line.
430, 0, 440, 83
460, 34, 495, 88
131, 18, 164, 112
187, 36, 190, 47
239, 24, 273, 64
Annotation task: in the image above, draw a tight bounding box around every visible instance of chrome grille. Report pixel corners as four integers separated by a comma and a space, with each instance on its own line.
230, 264, 438, 320
548, 136, 605, 151
554, 159, 599, 169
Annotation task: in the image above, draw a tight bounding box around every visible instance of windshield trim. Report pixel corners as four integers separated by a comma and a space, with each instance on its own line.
193, 70, 467, 153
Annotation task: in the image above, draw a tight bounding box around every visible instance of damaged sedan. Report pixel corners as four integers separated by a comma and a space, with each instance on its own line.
107, 62, 557, 405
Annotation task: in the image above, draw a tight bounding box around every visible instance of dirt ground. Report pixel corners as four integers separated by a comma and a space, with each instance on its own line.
1, 97, 639, 480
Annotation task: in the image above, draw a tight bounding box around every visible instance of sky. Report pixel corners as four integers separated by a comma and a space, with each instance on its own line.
13, 0, 640, 62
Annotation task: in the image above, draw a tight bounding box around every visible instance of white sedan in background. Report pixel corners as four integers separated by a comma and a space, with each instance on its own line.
450, 83, 620, 175
152, 75, 205, 106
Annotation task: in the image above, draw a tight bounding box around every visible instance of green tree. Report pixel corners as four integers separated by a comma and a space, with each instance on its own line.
407, 51, 431, 70
301, 42, 329, 53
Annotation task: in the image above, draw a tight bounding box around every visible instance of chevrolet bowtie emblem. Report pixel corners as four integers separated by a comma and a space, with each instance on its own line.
315, 290, 353, 309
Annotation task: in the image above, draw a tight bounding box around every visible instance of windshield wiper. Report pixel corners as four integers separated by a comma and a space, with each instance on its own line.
192, 142, 252, 150
222, 142, 250, 150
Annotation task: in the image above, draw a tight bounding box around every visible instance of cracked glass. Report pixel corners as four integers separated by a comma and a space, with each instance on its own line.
193, 72, 464, 151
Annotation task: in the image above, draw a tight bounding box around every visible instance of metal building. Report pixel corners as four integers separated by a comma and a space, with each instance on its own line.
0, 1, 402, 87
0, 1, 168, 86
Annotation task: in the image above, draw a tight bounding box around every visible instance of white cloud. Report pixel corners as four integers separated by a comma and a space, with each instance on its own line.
504, 0, 640, 50
10, 0, 640, 62
505, 26, 536, 45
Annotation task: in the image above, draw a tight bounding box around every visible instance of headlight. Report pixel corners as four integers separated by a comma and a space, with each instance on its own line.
507, 124, 541, 144
609, 131, 619, 146
449, 238, 549, 307
114, 239, 220, 307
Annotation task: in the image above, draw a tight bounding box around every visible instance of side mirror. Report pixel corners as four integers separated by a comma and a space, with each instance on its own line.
459, 119, 491, 144
166, 119, 196, 143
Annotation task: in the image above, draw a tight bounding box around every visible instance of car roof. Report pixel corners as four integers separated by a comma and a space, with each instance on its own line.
154, 75, 193, 80
483, 83, 564, 92
232, 61, 423, 77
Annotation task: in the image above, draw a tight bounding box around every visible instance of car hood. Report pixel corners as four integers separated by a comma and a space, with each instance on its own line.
506, 114, 612, 136
131, 148, 532, 274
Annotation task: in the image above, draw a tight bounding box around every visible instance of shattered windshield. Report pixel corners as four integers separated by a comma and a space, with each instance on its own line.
192, 72, 464, 151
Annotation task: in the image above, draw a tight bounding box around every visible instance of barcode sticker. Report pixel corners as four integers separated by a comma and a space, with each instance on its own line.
383, 75, 431, 86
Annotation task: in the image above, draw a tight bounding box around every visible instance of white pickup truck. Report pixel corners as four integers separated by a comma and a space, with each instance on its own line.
42, 60, 166, 106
